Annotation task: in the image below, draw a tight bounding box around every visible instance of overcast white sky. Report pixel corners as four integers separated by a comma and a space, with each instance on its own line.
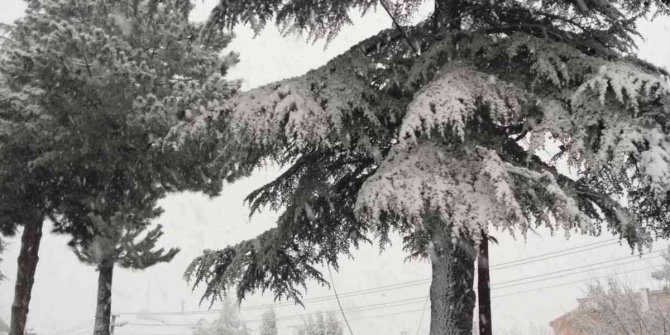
1, 1, 670, 335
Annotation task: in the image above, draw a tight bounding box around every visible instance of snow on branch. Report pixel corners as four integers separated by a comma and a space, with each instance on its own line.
225, 81, 332, 149
573, 61, 670, 112
640, 126, 670, 201
355, 143, 526, 242
400, 66, 524, 142
505, 164, 593, 233
174, 46, 385, 152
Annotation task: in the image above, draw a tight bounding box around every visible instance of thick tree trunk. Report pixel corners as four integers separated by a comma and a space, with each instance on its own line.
94, 257, 115, 335
477, 234, 492, 335
428, 228, 476, 335
9, 214, 44, 335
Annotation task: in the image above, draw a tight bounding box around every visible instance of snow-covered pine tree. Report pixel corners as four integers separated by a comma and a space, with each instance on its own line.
182, 1, 670, 334
260, 309, 278, 335
193, 297, 250, 335
0, 1, 238, 334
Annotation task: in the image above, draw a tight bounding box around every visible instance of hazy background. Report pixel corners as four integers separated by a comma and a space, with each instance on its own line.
1, 1, 669, 334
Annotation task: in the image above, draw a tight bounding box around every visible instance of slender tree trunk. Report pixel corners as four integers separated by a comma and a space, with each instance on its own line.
9, 214, 44, 335
428, 227, 476, 335
477, 233, 492, 335
94, 257, 115, 335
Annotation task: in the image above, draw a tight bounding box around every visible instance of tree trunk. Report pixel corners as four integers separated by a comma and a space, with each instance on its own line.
477, 233, 492, 335
9, 214, 44, 335
94, 257, 115, 335
428, 228, 476, 335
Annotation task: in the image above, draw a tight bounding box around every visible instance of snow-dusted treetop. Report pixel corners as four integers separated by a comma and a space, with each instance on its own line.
182, 1, 670, 306
0, 0, 240, 240
182, 30, 669, 240
205, 0, 670, 50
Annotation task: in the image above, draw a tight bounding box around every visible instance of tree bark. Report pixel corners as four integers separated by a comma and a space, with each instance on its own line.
428, 227, 476, 335
9, 214, 44, 335
477, 233, 492, 335
94, 257, 115, 335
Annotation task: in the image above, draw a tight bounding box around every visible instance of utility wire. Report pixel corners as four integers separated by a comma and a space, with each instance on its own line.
492, 239, 621, 270
51, 320, 94, 335
117, 257, 663, 335
414, 296, 430, 335
329, 264, 355, 335
493, 264, 659, 299
116, 238, 623, 317
493, 252, 662, 290
118, 250, 662, 328
119, 260, 661, 331
121, 308, 431, 334
120, 295, 429, 327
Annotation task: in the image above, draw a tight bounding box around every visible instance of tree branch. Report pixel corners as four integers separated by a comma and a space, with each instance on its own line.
378, 0, 420, 55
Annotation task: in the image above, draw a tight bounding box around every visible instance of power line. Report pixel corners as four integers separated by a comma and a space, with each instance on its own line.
116, 238, 626, 317
329, 264, 354, 335
414, 296, 430, 335
116, 254, 664, 335
119, 261, 662, 332
119, 278, 431, 317
491, 239, 621, 270
120, 295, 429, 327
119, 308, 431, 334
51, 320, 94, 335
493, 264, 659, 299
118, 250, 664, 329
492, 250, 663, 289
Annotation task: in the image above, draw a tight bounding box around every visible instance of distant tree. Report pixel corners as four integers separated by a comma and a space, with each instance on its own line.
0, 0, 237, 334
183, 1, 670, 334
193, 297, 250, 335
260, 309, 278, 335
324, 313, 343, 335
571, 280, 670, 335
294, 312, 342, 335
652, 246, 670, 289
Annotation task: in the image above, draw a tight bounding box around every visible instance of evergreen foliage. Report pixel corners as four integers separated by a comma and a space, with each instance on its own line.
71, 215, 179, 271
185, 0, 670, 308
0, 0, 238, 333
174, 0, 670, 333
193, 297, 250, 335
